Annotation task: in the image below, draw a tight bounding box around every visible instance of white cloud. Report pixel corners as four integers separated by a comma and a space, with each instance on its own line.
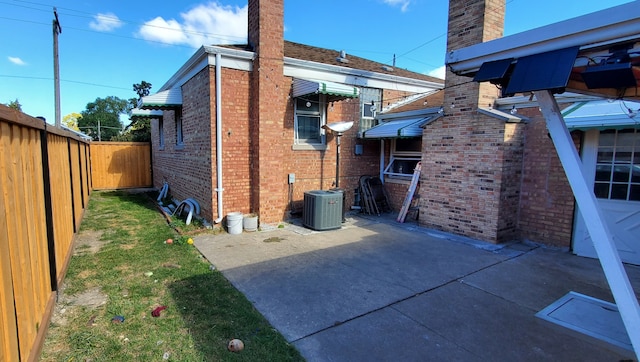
89, 12, 124, 32
382, 0, 411, 12
427, 66, 446, 79
137, 2, 248, 48
8, 56, 26, 66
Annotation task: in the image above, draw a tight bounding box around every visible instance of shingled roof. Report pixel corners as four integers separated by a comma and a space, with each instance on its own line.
223, 41, 443, 84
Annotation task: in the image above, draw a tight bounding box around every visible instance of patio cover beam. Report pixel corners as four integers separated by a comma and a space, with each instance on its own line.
535, 90, 640, 358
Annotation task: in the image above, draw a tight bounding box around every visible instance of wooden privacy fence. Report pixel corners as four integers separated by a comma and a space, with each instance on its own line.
90, 142, 152, 189
0, 105, 91, 362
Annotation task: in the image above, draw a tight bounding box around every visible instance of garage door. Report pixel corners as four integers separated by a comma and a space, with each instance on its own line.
573, 129, 640, 265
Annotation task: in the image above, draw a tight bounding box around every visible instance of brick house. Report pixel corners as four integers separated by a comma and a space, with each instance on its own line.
138, 0, 443, 226
138, 0, 639, 267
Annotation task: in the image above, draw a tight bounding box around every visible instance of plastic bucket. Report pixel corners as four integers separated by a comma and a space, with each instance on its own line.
243, 214, 258, 232
226, 212, 243, 235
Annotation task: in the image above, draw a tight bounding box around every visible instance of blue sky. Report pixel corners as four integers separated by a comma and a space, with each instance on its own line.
0, 0, 633, 124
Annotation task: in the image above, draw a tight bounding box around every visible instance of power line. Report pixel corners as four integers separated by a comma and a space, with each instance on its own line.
380, 0, 517, 68
0, 74, 132, 91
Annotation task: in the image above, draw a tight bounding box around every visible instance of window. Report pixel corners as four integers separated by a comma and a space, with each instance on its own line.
294, 94, 325, 148
175, 109, 183, 146
384, 138, 422, 178
594, 129, 640, 201
359, 88, 382, 136
158, 117, 165, 149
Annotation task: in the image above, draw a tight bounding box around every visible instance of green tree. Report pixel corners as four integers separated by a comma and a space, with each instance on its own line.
5, 99, 22, 111
133, 80, 152, 99
118, 80, 153, 142
79, 96, 128, 141
63, 112, 82, 131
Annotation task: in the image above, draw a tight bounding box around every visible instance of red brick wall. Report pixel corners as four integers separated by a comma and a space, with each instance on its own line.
151, 67, 214, 221
517, 107, 578, 247
216, 67, 252, 218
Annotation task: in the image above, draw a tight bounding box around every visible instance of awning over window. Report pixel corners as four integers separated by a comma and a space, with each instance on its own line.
131, 108, 163, 119
292, 78, 359, 99
362, 116, 436, 139
140, 88, 182, 110
562, 100, 640, 131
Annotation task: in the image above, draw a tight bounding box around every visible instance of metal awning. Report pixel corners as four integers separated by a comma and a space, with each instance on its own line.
362, 116, 436, 139
140, 88, 182, 110
131, 108, 164, 119
563, 100, 640, 130
292, 78, 359, 99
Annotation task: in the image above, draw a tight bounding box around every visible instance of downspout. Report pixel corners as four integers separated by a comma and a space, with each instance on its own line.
214, 52, 224, 223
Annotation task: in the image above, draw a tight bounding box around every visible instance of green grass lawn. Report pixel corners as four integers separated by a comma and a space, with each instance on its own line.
40, 190, 303, 361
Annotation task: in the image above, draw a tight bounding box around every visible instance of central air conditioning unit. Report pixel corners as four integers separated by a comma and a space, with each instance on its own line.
303, 190, 343, 231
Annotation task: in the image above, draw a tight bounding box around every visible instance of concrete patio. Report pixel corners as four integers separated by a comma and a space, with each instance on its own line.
193, 213, 640, 361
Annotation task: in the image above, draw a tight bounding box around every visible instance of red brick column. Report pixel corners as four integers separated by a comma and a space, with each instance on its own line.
248, 0, 286, 223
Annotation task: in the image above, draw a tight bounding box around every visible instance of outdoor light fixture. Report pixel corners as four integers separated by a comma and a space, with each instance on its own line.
322, 121, 354, 188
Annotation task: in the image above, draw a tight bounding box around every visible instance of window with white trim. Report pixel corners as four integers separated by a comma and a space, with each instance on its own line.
175, 109, 183, 146
294, 94, 325, 147
384, 138, 422, 178
594, 128, 640, 201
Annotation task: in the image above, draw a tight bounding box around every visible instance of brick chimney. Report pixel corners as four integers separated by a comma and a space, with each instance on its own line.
248, 0, 286, 223
419, 0, 524, 243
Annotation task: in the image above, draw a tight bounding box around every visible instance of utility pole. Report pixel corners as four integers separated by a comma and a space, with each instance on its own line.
53, 8, 62, 128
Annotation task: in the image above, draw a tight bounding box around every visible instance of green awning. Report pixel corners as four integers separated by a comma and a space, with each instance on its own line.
131, 108, 163, 119
292, 78, 359, 99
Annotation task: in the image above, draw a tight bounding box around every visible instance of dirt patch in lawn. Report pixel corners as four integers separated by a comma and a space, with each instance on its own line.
50, 286, 108, 327
73, 230, 106, 255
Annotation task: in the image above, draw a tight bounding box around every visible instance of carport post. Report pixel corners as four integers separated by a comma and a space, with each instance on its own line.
535, 90, 640, 358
